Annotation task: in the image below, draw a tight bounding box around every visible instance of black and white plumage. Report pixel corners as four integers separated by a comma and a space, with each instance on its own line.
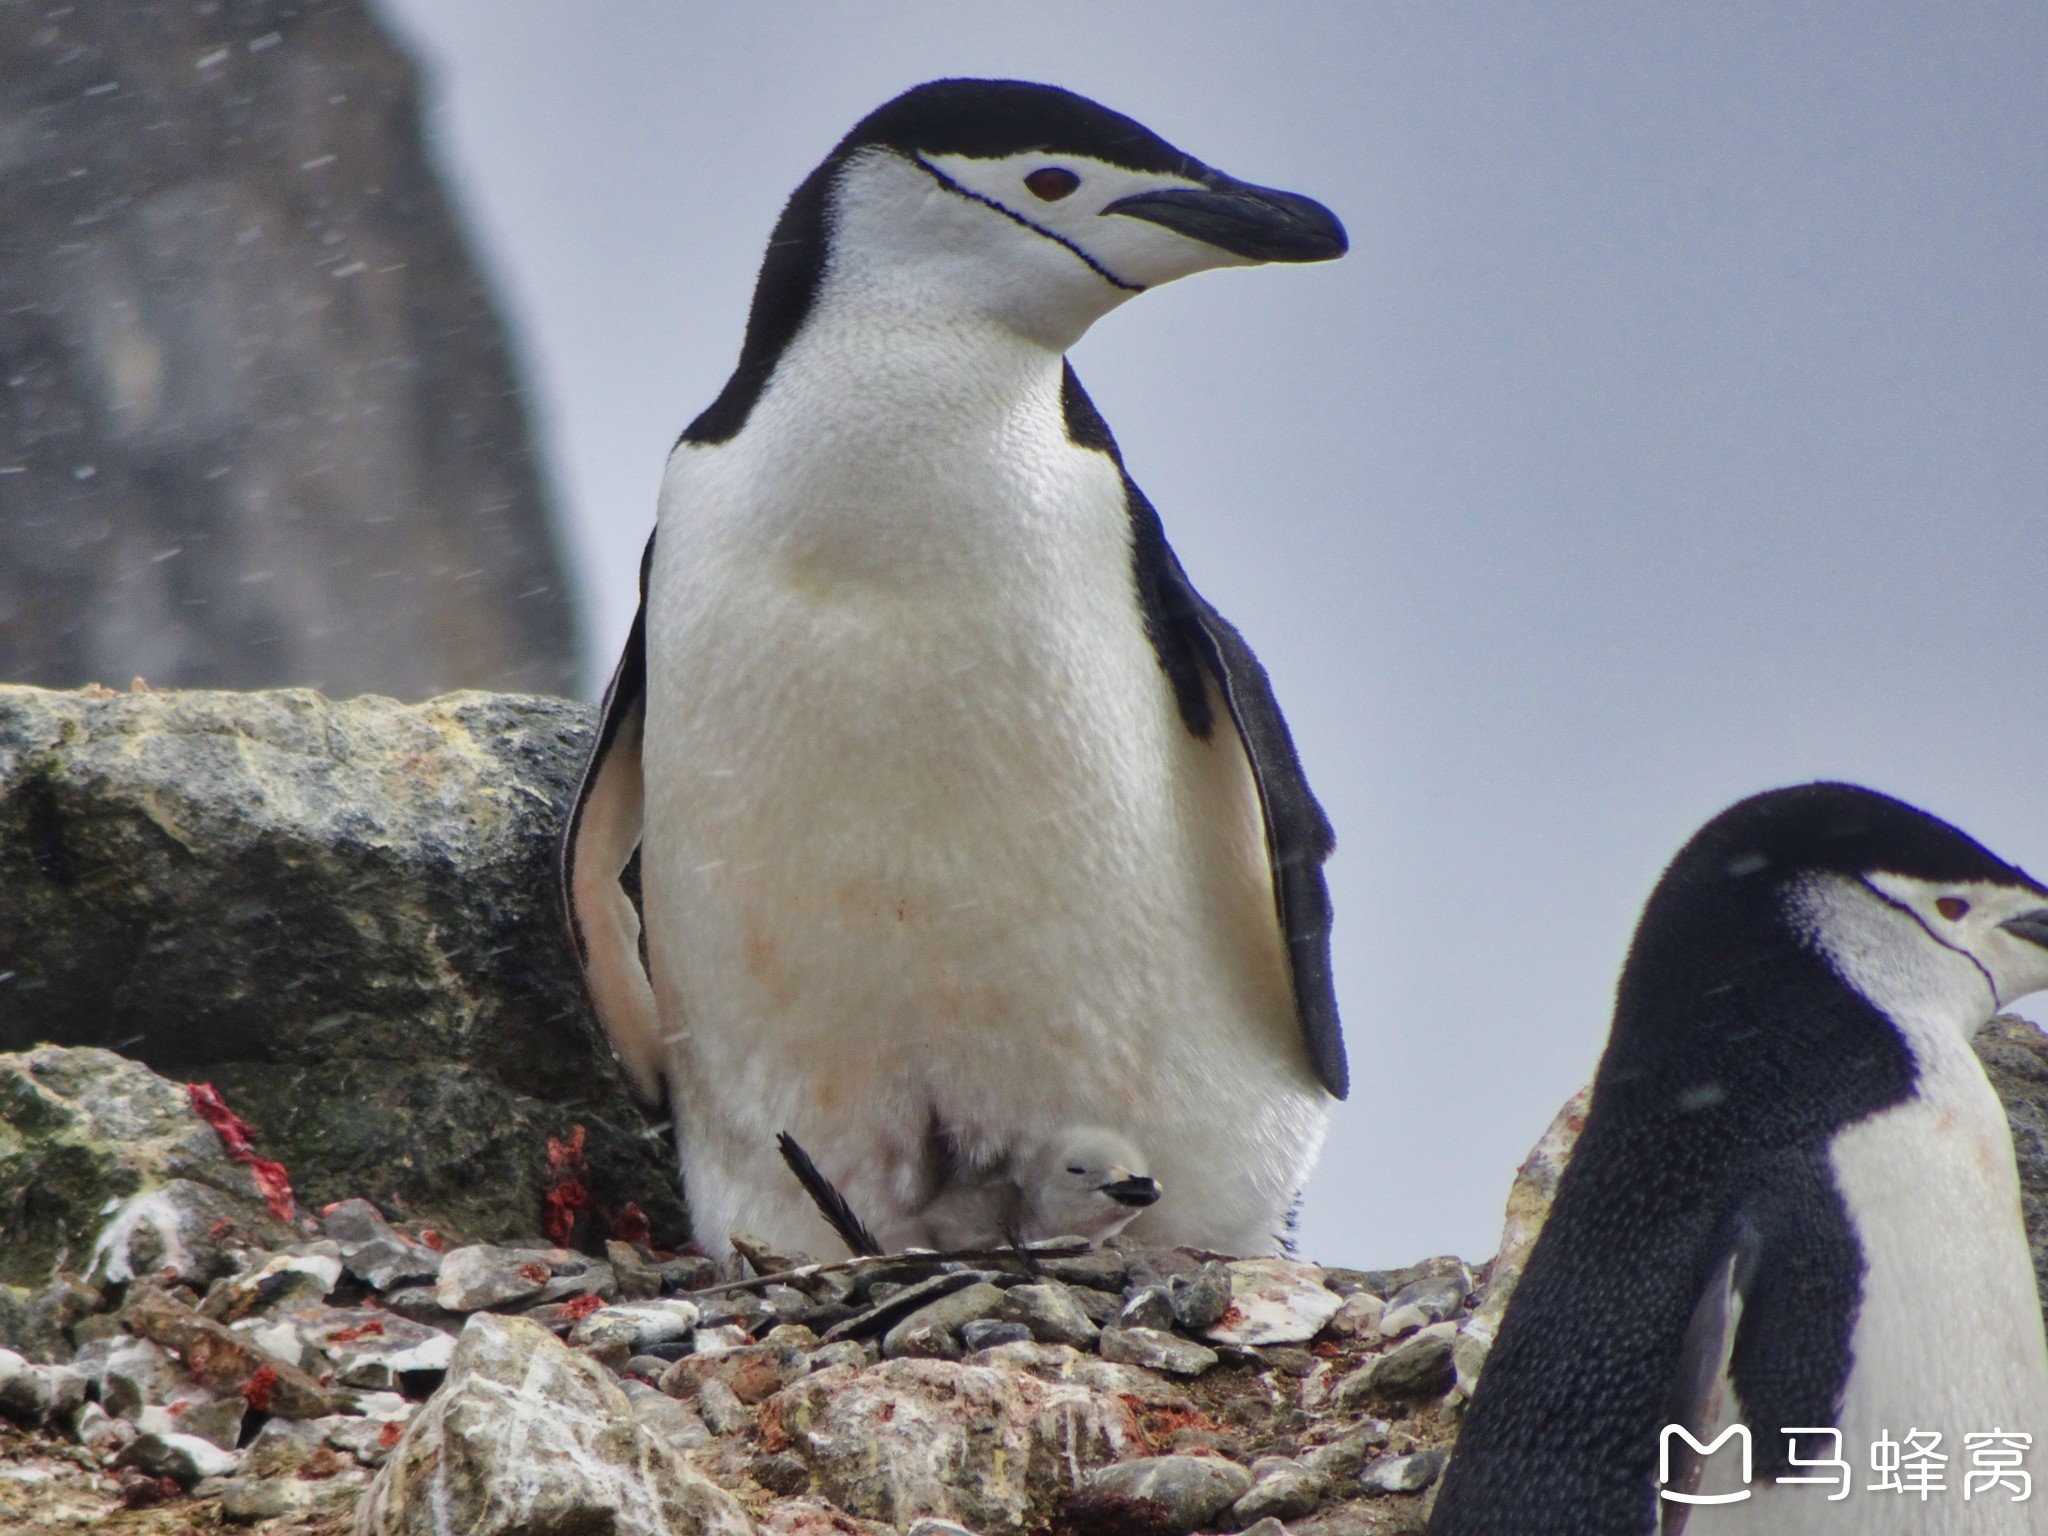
1430, 783, 2048, 1536
563, 80, 1348, 1259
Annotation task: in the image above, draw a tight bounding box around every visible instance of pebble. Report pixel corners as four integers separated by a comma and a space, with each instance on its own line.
1203, 1258, 1343, 1347
1036, 1249, 1128, 1291
1231, 1462, 1330, 1523
882, 1280, 1009, 1361
1118, 1286, 1175, 1331
1081, 1454, 1253, 1533
1360, 1447, 1447, 1494
696, 1375, 754, 1435
1097, 1327, 1218, 1378
959, 1319, 1032, 1352
432, 1245, 555, 1311
997, 1282, 1101, 1349
1322, 1290, 1385, 1337
1335, 1322, 1458, 1407
1298, 1421, 1392, 1480
1168, 1263, 1233, 1331
114, 1429, 239, 1485
1379, 1270, 1469, 1337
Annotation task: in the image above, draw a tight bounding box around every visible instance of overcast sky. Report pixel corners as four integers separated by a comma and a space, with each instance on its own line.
376, 1, 2048, 1270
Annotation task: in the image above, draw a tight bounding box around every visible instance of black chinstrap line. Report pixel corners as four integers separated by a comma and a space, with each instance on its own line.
913, 155, 1146, 294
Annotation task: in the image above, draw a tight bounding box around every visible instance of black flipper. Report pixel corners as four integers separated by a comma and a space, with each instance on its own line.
1060, 363, 1346, 1098
778, 1131, 884, 1257
561, 531, 664, 1100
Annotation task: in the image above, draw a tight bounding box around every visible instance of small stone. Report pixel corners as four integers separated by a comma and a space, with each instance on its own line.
242, 1416, 329, 1478
0, 1348, 54, 1424
1322, 1291, 1385, 1338
124, 1288, 334, 1418
698, 1290, 776, 1335
219, 1477, 327, 1522
662, 1339, 808, 1405
997, 1283, 1101, 1349
751, 1450, 812, 1495
607, 1240, 664, 1300
1257, 1346, 1319, 1377
1097, 1327, 1218, 1378
1360, 1447, 1447, 1494
1298, 1422, 1392, 1480
693, 1324, 753, 1355
731, 1232, 816, 1278
1080, 1454, 1253, 1534
71, 1399, 135, 1460
1237, 1520, 1290, 1536
1336, 1324, 1457, 1406
432, 1245, 554, 1311
1202, 1258, 1342, 1347
115, 1429, 239, 1485
1067, 1286, 1123, 1326
821, 1270, 996, 1344
1231, 1463, 1330, 1523
761, 1284, 814, 1323
1168, 1263, 1233, 1331
696, 1375, 753, 1435
960, 1319, 1032, 1353
173, 1395, 246, 1451
620, 1379, 710, 1448
1036, 1250, 1129, 1291
314, 1308, 458, 1390
381, 1285, 469, 1329
906, 1520, 982, 1536
1118, 1286, 1175, 1331
654, 1252, 719, 1291
571, 1298, 701, 1360
805, 1339, 871, 1373
883, 1280, 1008, 1361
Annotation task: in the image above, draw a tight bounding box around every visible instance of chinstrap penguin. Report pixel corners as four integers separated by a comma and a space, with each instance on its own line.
1430, 782, 2048, 1535
563, 79, 1349, 1260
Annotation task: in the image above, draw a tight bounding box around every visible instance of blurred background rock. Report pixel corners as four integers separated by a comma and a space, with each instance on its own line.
0, 0, 580, 698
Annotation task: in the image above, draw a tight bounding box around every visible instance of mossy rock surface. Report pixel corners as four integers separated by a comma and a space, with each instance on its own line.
0, 687, 684, 1250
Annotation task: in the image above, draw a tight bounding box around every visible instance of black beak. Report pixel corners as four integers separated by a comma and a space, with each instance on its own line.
1102, 1175, 1161, 1208
1999, 908, 2048, 949
1102, 176, 1347, 264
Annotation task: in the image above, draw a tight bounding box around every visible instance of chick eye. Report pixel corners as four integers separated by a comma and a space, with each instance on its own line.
1025, 167, 1080, 201
1065, 1165, 1086, 1176
1937, 896, 1971, 921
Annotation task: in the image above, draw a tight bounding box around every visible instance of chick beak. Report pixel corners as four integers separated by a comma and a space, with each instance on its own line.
1102, 1174, 1161, 1208
1998, 908, 2048, 950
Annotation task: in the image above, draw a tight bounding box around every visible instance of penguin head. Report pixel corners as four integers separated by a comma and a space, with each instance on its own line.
1016, 1126, 1160, 1241
1605, 783, 2048, 1135
810, 80, 1344, 349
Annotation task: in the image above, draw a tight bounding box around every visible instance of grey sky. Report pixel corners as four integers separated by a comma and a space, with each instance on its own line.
376, 1, 2048, 1269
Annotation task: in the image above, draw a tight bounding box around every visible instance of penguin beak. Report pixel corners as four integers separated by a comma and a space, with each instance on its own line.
1101, 1174, 1161, 1208
1998, 909, 2048, 950
1102, 176, 1348, 264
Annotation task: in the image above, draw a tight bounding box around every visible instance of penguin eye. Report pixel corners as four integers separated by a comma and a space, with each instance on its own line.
1937, 896, 1971, 921
1025, 167, 1080, 202
1065, 1165, 1086, 1176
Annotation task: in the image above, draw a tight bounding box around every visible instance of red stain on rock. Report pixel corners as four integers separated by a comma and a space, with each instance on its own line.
417, 1228, 448, 1253
240, 1365, 278, 1412
327, 1318, 385, 1344
187, 1082, 295, 1222
560, 1294, 605, 1321
543, 1123, 593, 1247
607, 1201, 652, 1246
518, 1262, 550, 1286
378, 1420, 404, 1449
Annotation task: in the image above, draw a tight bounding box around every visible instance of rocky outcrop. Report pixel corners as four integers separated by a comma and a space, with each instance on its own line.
0, 685, 681, 1246
0, 0, 577, 698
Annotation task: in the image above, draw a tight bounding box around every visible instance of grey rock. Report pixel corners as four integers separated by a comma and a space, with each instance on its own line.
1066, 1285, 1124, 1326
0, 1277, 104, 1363
884, 1281, 1010, 1361
218, 1477, 351, 1523
807, 1340, 873, 1374
771, 1355, 1137, 1532
0, 1047, 297, 1290
1202, 1259, 1343, 1347
1119, 1285, 1176, 1331
1379, 1271, 1470, 1337
620, 1379, 711, 1449
1978, 1014, 2048, 1325
1098, 1327, 1219, 1378
572, 1299, 702, 1367
1335, 1326, 1458, 1407
310, 1308, 457, 1389
998, 1283, 1102, 1350
0, 1348, 53, 1424
608, 1240, 665, 1301
0, 689, 687, 1252
906, 1521, 984, 1536
1298, 1422, 1392, 1481
1169, 1263, 1234, 1331
114, 1429, 238, 1485
173, 1395, 246, 1452
1081, 1455, 1254, 1533
0, 2, 576, 700
961, 1319, 1033, 1352
356, 1313, 755, 1536
1036, 1250, 1129, 1291
1232, 1464, 1331, 1523
1238, 1520, 1292, 1536
696, 1376, 755, 1436
1360, 1447, 1447, 1494
434, 1245, 554, 1311
823, 1269, 998, 1344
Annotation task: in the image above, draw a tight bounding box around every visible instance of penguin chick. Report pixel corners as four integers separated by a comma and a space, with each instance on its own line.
562, 79, 1348, 1262
912, 1126, 1161, 1251
1430, 782, 2048, 1536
